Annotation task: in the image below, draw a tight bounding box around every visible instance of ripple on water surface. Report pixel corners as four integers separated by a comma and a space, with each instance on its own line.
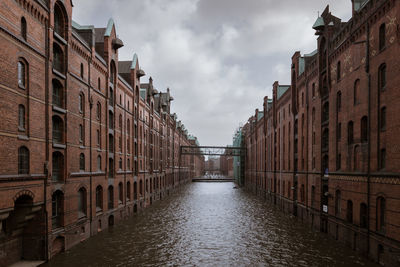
44, 182, 377, 267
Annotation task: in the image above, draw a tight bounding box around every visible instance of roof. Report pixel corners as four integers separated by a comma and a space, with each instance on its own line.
257, 112, 264, 121
131, 54, 138, 69
277, 85, 290, 100
94, 28, 105, 43
118, 61, 131, 74
104, 18, 115, 37
354, 0, 370, 12
298, 57, 305, 76
140, 89, 146, 100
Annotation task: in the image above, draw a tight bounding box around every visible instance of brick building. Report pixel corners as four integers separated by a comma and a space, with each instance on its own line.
242, 0, 400, 265
0, 0, 204, 265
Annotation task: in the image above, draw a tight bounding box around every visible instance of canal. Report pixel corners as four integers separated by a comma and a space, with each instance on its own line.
44, 182, 376, 266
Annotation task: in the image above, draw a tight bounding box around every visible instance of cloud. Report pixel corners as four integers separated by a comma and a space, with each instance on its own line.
72, 0, 352, 146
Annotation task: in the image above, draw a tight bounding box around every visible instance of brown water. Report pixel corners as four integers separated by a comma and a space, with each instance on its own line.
44, 182, 376, 267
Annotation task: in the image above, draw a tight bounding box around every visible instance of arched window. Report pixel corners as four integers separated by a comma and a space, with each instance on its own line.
347, 200, 353, 223
127, 181, 131, 201
379, 64, 386, 91
376, 196, 386, 232
119, 157, 123, 170
134, 181, 138, 200
139, 179, 143, 195
109, 88, 114, 105
337, 91, 342, 112
96, 155, 101, 171
54, 3, 66, 38
18, 104, 25, 131
322, 102, 329, 123
360, 203, 368, 228
79, 153, 85, 171
21, 17, 27, 40
52, 116, 63, 143
108, 186, 114, 209
78, 187, 87, 217
119, 114, 122, 129
53, 43, 64, 73
119, 136, 122, 151
335, 190, 341, 217
354, 145, 361, 171
337, 61, 341, 81
322, 128, 329, 151
109, 111, 114, 129
110, 62, 116, 85
354, 79, 360, 105
79, 93, 84, 114
80, 63, 84, 78
127, 119, 130, 135
312, 83, 315, 98
52, 190, 64, 228
95, 186, 103, 211
18, 146, 29, 174
18, 61, 26, 88
361, 116, 368, 142
109, 134, 114, 153
97, 102, 101, 120
79, 124, 83, 143
118, 182, 123, 203
108, 158, 114, 178
379, 23, 386, 51
348, 121, 354, 144
380, 107, 386, 131
127, 158, 130, 169
52, 79, 63, 107
52, 151, 64, 181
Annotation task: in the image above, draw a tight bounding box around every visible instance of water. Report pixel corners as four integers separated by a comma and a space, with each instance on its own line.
44, 182, 376, 266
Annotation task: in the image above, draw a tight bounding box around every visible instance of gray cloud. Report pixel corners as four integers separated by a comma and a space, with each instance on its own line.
72, 0, 352, 146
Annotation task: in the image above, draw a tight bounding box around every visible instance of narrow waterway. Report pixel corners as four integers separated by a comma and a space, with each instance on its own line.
44, 182, 376, 266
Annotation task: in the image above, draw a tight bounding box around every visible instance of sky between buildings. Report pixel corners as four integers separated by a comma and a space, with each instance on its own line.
72, 0, 352, 147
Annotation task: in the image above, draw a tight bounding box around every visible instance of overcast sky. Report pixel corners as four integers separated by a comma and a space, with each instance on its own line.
72, 0, 352, 146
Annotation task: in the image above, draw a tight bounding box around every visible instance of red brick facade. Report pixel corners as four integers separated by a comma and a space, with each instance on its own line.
0, 0, 204, 265
243, 1, 400, 266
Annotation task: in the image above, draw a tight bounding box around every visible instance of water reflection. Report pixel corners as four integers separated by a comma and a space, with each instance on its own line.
44, 182, 376, 266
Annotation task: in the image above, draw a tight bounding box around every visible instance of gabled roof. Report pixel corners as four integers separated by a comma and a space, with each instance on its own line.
277, 85, 290, 100
104, 18, 115, 37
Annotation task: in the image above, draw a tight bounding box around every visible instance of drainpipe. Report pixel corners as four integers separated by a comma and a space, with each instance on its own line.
88, 56, 93, 233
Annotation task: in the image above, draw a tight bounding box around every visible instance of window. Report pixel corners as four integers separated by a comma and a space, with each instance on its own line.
335, 190, 341, 217
79, 93, 84, 113
312, 83, 315, 98
52, 152, 64, 181
311, 186, 315, 208
79, 153, 85, 171
127, 181, 131, 201
379, 23, 386, 51
52, 79, 63, 107
108, 186, 114, 210
18, 146, 29, 174
80, 63, 84, 78
54, 3, 65, 38
96, 186, 103, 211
348, 121, 354, 144
354, 79, 360, 105
108, 158, 114, 178
119, 158, 122, 170
98, 78, 101, 90
118, 182, 123, 203
78, 187, 87, 217
337, 123, 341, 141
134, 182, 138, 199
336, 153, 341, 170
139, 180, 143, 195
380, 149, 386, 170
337, 61, 341, 81
21, 17, 27, 41
322, 102, 329, 123
109, 134, 114, 153
361, 116, 368, 142
354, 145, 361, 171
347, 200, 353, 223
380, 107, 386, 131
97, 129, 101, 147
97, 102, 101, 120
119, 114, 122, 129
52, 116, 63, 143
300, 184, 305, 202
109, 88, 114, 105
53, 43, 64, 73
109, 111, 113, 129
376, 196, 386, 232
127, 158, 130, 169
97, 155, 101, 171
337, 91, 341, 112
18, 61, 26, 88
52, 191, 63, 228
379, 64, 386, 91
360, 203, 368, 228
79, 124, 83, 143
119, 136, 122, 151
322, 128, 329, 151
18, 104, 25, 131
